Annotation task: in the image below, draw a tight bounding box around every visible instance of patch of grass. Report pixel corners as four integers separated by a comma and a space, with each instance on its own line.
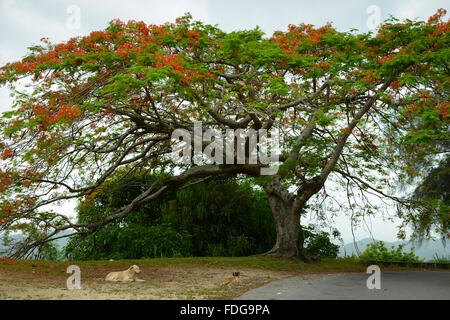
1, 255, 446, 277
112, 256, 367, 273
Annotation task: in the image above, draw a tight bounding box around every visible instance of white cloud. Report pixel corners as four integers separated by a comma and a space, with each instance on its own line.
1, 0, 79, 45
392, 0, 431, 20
74, 0, 211, 27
391, 0, 448, 21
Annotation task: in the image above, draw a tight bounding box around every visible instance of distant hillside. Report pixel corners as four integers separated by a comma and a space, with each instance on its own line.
339, 238, 449, 261
0, 231, 71, 256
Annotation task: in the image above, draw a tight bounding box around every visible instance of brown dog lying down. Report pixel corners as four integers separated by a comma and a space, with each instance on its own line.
221, 272, 240, 286
105, 265, 146, 282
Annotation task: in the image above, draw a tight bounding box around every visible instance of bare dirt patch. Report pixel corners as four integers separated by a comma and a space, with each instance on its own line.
0, 264, 308, 300
1, 256, 373, 300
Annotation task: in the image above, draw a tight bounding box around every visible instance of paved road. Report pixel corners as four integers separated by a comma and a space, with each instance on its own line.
236, 271, 450, 300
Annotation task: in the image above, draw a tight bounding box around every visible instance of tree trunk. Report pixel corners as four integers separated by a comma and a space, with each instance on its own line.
264, 180, 318, 262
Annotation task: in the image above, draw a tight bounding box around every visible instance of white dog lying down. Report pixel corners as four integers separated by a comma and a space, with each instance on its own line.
105, 265, 146, 282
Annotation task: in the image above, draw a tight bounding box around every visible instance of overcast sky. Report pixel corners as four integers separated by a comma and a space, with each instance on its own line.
0, 0, 447, 243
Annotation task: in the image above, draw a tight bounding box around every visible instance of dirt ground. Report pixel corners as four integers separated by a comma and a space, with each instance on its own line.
0, 264, 326, 300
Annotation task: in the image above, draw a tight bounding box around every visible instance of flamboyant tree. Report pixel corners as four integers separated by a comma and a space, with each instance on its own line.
0, 11, 448, 260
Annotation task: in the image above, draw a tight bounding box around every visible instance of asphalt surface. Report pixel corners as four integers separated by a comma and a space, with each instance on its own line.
236, 271, 450, 300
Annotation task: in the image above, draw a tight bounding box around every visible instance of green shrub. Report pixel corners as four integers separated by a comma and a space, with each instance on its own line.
302, 226, 340, 258
359, 241, 422, 262
65, 172, 276, 260
65, 223, 193, 260
160, 175, 276, 257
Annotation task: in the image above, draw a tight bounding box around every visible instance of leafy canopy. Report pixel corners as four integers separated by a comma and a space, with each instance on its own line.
0, 11, 448, 257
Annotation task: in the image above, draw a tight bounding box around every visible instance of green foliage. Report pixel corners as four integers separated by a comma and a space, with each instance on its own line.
65, 172, 276, 260
359, 240, 422, 262
64, 223, 193, 260
160, 175, 276, 257
35, 240, 62, 261
302, 226, 340, 258
413, 156, 449, 204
